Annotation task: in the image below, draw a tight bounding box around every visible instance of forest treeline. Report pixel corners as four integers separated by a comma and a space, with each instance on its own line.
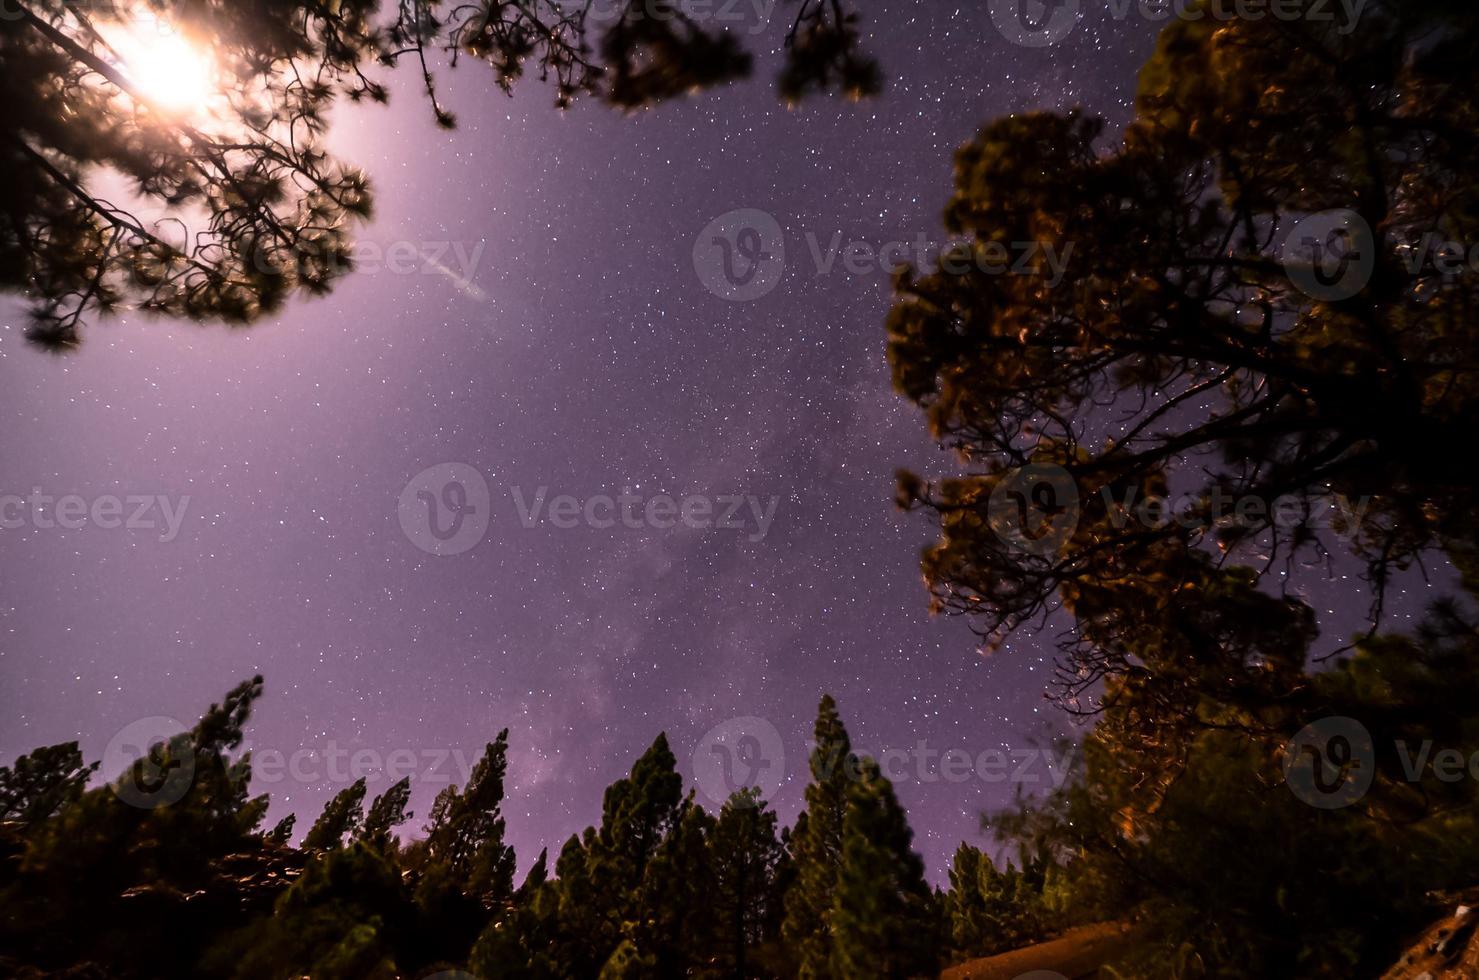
5, 582, 1479, 979
0, 687, 1059, 979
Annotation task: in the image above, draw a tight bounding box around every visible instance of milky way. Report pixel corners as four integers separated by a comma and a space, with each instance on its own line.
0, 1, 1444, 878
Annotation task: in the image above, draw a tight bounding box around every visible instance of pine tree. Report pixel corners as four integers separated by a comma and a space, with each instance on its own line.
889, 0, 1479, 678
0, 742, 96, 828
828, 757, 938, 979
356, 776, 413, 854
266, 813, 296, 845
302, 778, 367, 851
2, 677, 267, 975
467, 850, 562, 980
5, 0, 877, 347
413, 731, 518, 960
707, 788, 785, 979
781, 695, 859, 980
541, 734, 689, 976
517, 847, 549, 900
637, 795, 715, 976
230, 841, 413, 980
944, 842, 1050, 959
945, 843, 992, 957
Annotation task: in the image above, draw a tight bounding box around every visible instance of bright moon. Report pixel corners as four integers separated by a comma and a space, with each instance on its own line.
108, 20, 216, 115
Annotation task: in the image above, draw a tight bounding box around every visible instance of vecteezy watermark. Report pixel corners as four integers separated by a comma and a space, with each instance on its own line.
692, 717, 787, 807
988, 464, 1081, 557
1285, 717, 1479, 809
399, 463, 492, 556
247, 741, 478, 788
693, 209, 787, 301
398, 463, 783, 555
0, 491, 190, 542
1098, 484, 1372, 534
692, 208, 1073, 302
690, 716, 1076, 807
553, 0, 778, 33
1284, 717, 1376, 809
862, 742, 1078, 789
1280, 209, 1378, 302
511, 486, 780, 542
104, 716, 196, 809
117, 216, 488, 298
987, 0, 1367, 49
984, 463, 1372, 556
1282, 209, 1479, 302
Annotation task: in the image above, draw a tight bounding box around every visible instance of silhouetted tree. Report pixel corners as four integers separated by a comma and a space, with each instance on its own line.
357, 775, 412, 854
828, 756, 938, 979
0, 741, 96, 829
890, 0, 1479, 675
943, 842, 1053, 960
266, 812, 296, 845
3, 0, 879, 346
781, 694, 857, 980
707, 788, 785, 978
412, 731, 517, 961
303, 777, 368, 851
992, 583, 1479, 976
228, 841, 414, 980
636, 794, 716, 976
0, 677, 268, 976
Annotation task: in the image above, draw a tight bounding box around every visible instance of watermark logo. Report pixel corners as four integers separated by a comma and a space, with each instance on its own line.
694, 209, 1074, 301
988, 0, 1081, 47
987, 0, 1367, 47
560, 0, 779, 33
988, 464, 1080, 556
692, 717, 786, 807
1282, 209, 1377, 302
104, 716, 195, 809
1283, 716, 1375, 810
694, 209, 786, 302
0, 491, 190, 542
512, 487, 780, 542
398, 463, 491, 556
246, 740, 478, 788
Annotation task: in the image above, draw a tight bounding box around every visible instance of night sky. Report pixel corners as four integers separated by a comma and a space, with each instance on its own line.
0, 2, 1444, 878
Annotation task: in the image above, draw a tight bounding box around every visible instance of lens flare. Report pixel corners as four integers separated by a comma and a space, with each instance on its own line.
107, 19, 216, 116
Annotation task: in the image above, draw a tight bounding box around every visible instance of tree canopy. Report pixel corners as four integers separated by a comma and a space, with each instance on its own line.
890, 0, 1479, 687
2, 0, 879, 348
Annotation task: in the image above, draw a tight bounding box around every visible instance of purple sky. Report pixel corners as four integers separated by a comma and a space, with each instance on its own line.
0, 2, 1445, 878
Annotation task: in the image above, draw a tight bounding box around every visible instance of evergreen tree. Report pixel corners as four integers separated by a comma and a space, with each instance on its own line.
828, 757, 938, 980
303, 778, 368, 851
707, 788, 785, 979
228, 841, 413, 980
0, 741, 96, 829
550, 733, 688, 975
889, 0, 1479, 673
944, 842, 1051, 960
467, 849, 562, 980
945, 843, 992, 957
0, 677, 267, 976
4, 0, 878, 346
357, 776, 413, 854
266, 813, 296, 845
517, 847, 549, 900
413, 731, 518, 961
636, 795, 715, 977
781, 694, 858, 980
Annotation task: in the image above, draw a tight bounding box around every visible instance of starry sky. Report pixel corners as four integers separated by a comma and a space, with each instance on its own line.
0, 2, 1445, 878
